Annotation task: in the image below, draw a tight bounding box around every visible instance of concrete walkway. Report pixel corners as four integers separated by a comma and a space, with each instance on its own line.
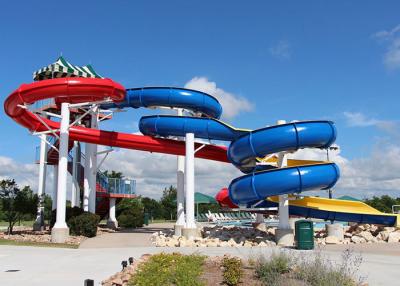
1, 244, 400, 285
79, 223, 174, 248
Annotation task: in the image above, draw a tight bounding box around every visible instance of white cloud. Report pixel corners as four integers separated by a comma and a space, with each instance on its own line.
288, 144, 400, 198
343, 112, 399, 139
103, 148, 241, 199
0, 156, 39, 189
269, 40, 291, 60
372, 24, 400, 70
184, 77, 253, 119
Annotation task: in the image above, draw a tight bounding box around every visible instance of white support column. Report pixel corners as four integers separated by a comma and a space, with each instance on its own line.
182, 133, 197, 239
275, 119, 294, 246
75, 142, 81, 207
83, 143, 91, 212
71, 141, 79, 208
88, 108, 98, 214
107, 198, 118, 229
34, 134, 48, 231
51, 102, 70, 243
52, 165, 58, 210
175, 109, 185, 236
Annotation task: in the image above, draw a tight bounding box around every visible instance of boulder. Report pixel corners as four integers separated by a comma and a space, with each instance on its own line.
388, 231, 400, 243
377, 231, 390, 242
351, 236, 366, 244
358, 231, 374, 242
325, 236, 341, 244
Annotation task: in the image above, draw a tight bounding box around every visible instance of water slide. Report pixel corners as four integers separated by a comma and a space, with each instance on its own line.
5, 77, 399, 226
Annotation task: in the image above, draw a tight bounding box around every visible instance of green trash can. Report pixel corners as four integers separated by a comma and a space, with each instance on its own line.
295, 220, 314, 250
144, 212, 149, 226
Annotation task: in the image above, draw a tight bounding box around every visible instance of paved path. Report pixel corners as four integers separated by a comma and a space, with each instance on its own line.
80, 223, 174, 248
1, 243, 400, 285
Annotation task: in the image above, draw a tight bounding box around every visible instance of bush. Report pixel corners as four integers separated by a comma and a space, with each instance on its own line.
129, 253, 206, 286
117, 198, 144, 228
68, 212, 100, 237
222, 256, 243, 286
256, 252, 293, 286
118, 209, 144, 228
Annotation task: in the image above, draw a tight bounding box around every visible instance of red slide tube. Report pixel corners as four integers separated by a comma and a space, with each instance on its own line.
4, 78, 229, 163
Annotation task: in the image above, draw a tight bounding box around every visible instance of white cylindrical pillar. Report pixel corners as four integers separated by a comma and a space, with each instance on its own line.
275, 119, 294, 246
175, 109, 185, 235
276, 120, 290, 229
34, 134, 48, 230
107, 198, 118, 229
109, 198, 116, 221
52, 102, 70, 243
83, 143, 91, 212
88, 108, 98, 213
52, 165, 58, 210
71, 141, 79, 208
184, 133, 196, 229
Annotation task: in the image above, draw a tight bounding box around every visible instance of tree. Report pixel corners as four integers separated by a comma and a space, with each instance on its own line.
160, 185, 177, 220
141, 197, 163, 219
42, 194, 53, 224
103, 170, 123, 179
364, 195, 400, 213
0, 180, 38, 234
116, 198, 144, 228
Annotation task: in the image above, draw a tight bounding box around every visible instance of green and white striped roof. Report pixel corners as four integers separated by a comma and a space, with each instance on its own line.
33, 56, 103, 81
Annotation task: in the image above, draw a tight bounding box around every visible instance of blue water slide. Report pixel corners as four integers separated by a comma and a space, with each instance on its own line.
102, 87, 223, 119
228, 163, 340, 205
227, 121, 337, 170
104, 86, 340, 206
139, 115, 248, 141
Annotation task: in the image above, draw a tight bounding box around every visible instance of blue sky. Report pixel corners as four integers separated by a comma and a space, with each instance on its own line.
1, 1, 400, 198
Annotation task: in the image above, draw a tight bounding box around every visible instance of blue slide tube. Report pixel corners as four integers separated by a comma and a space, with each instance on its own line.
139, 115, 248, 141
102, 87, 223, 119
228, 163, 340, 205
104, 86, 340, 206
227, 121, 337, 170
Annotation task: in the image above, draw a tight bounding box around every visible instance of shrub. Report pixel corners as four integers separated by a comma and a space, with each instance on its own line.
255, 252, 293, 286
222, 256, 243, 286
118, 209, 144, 228
293, 250, 362, 286
129, 253, 206, 286
68, 212, 100, 237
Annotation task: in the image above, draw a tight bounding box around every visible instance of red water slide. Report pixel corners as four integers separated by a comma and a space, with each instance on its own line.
4, 77, 228, 162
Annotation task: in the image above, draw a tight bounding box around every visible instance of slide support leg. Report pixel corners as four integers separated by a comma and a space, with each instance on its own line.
34, 134, 47, 231
175, 109, 186, 236
71, 141, 79, 208
52, 165, 58, 210
275, 119, 294, 246
107, 198, 118, 229
51, 103, 70, 243
183, 132, 197, 239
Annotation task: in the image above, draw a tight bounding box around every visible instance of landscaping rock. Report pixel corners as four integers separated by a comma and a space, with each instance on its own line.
388, 231, 400, 243
325, 236, 341, 244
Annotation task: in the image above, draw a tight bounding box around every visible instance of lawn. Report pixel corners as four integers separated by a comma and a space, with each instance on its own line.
0, 238, 78, 249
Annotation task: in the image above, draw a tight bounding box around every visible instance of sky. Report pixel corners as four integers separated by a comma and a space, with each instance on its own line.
1, 1, 400, 199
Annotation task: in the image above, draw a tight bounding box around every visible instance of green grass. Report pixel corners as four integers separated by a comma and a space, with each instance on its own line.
150, 219, 175, 223
0, 220, 35, 227
129, 253, 206, 286
0, 238, 78, 249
